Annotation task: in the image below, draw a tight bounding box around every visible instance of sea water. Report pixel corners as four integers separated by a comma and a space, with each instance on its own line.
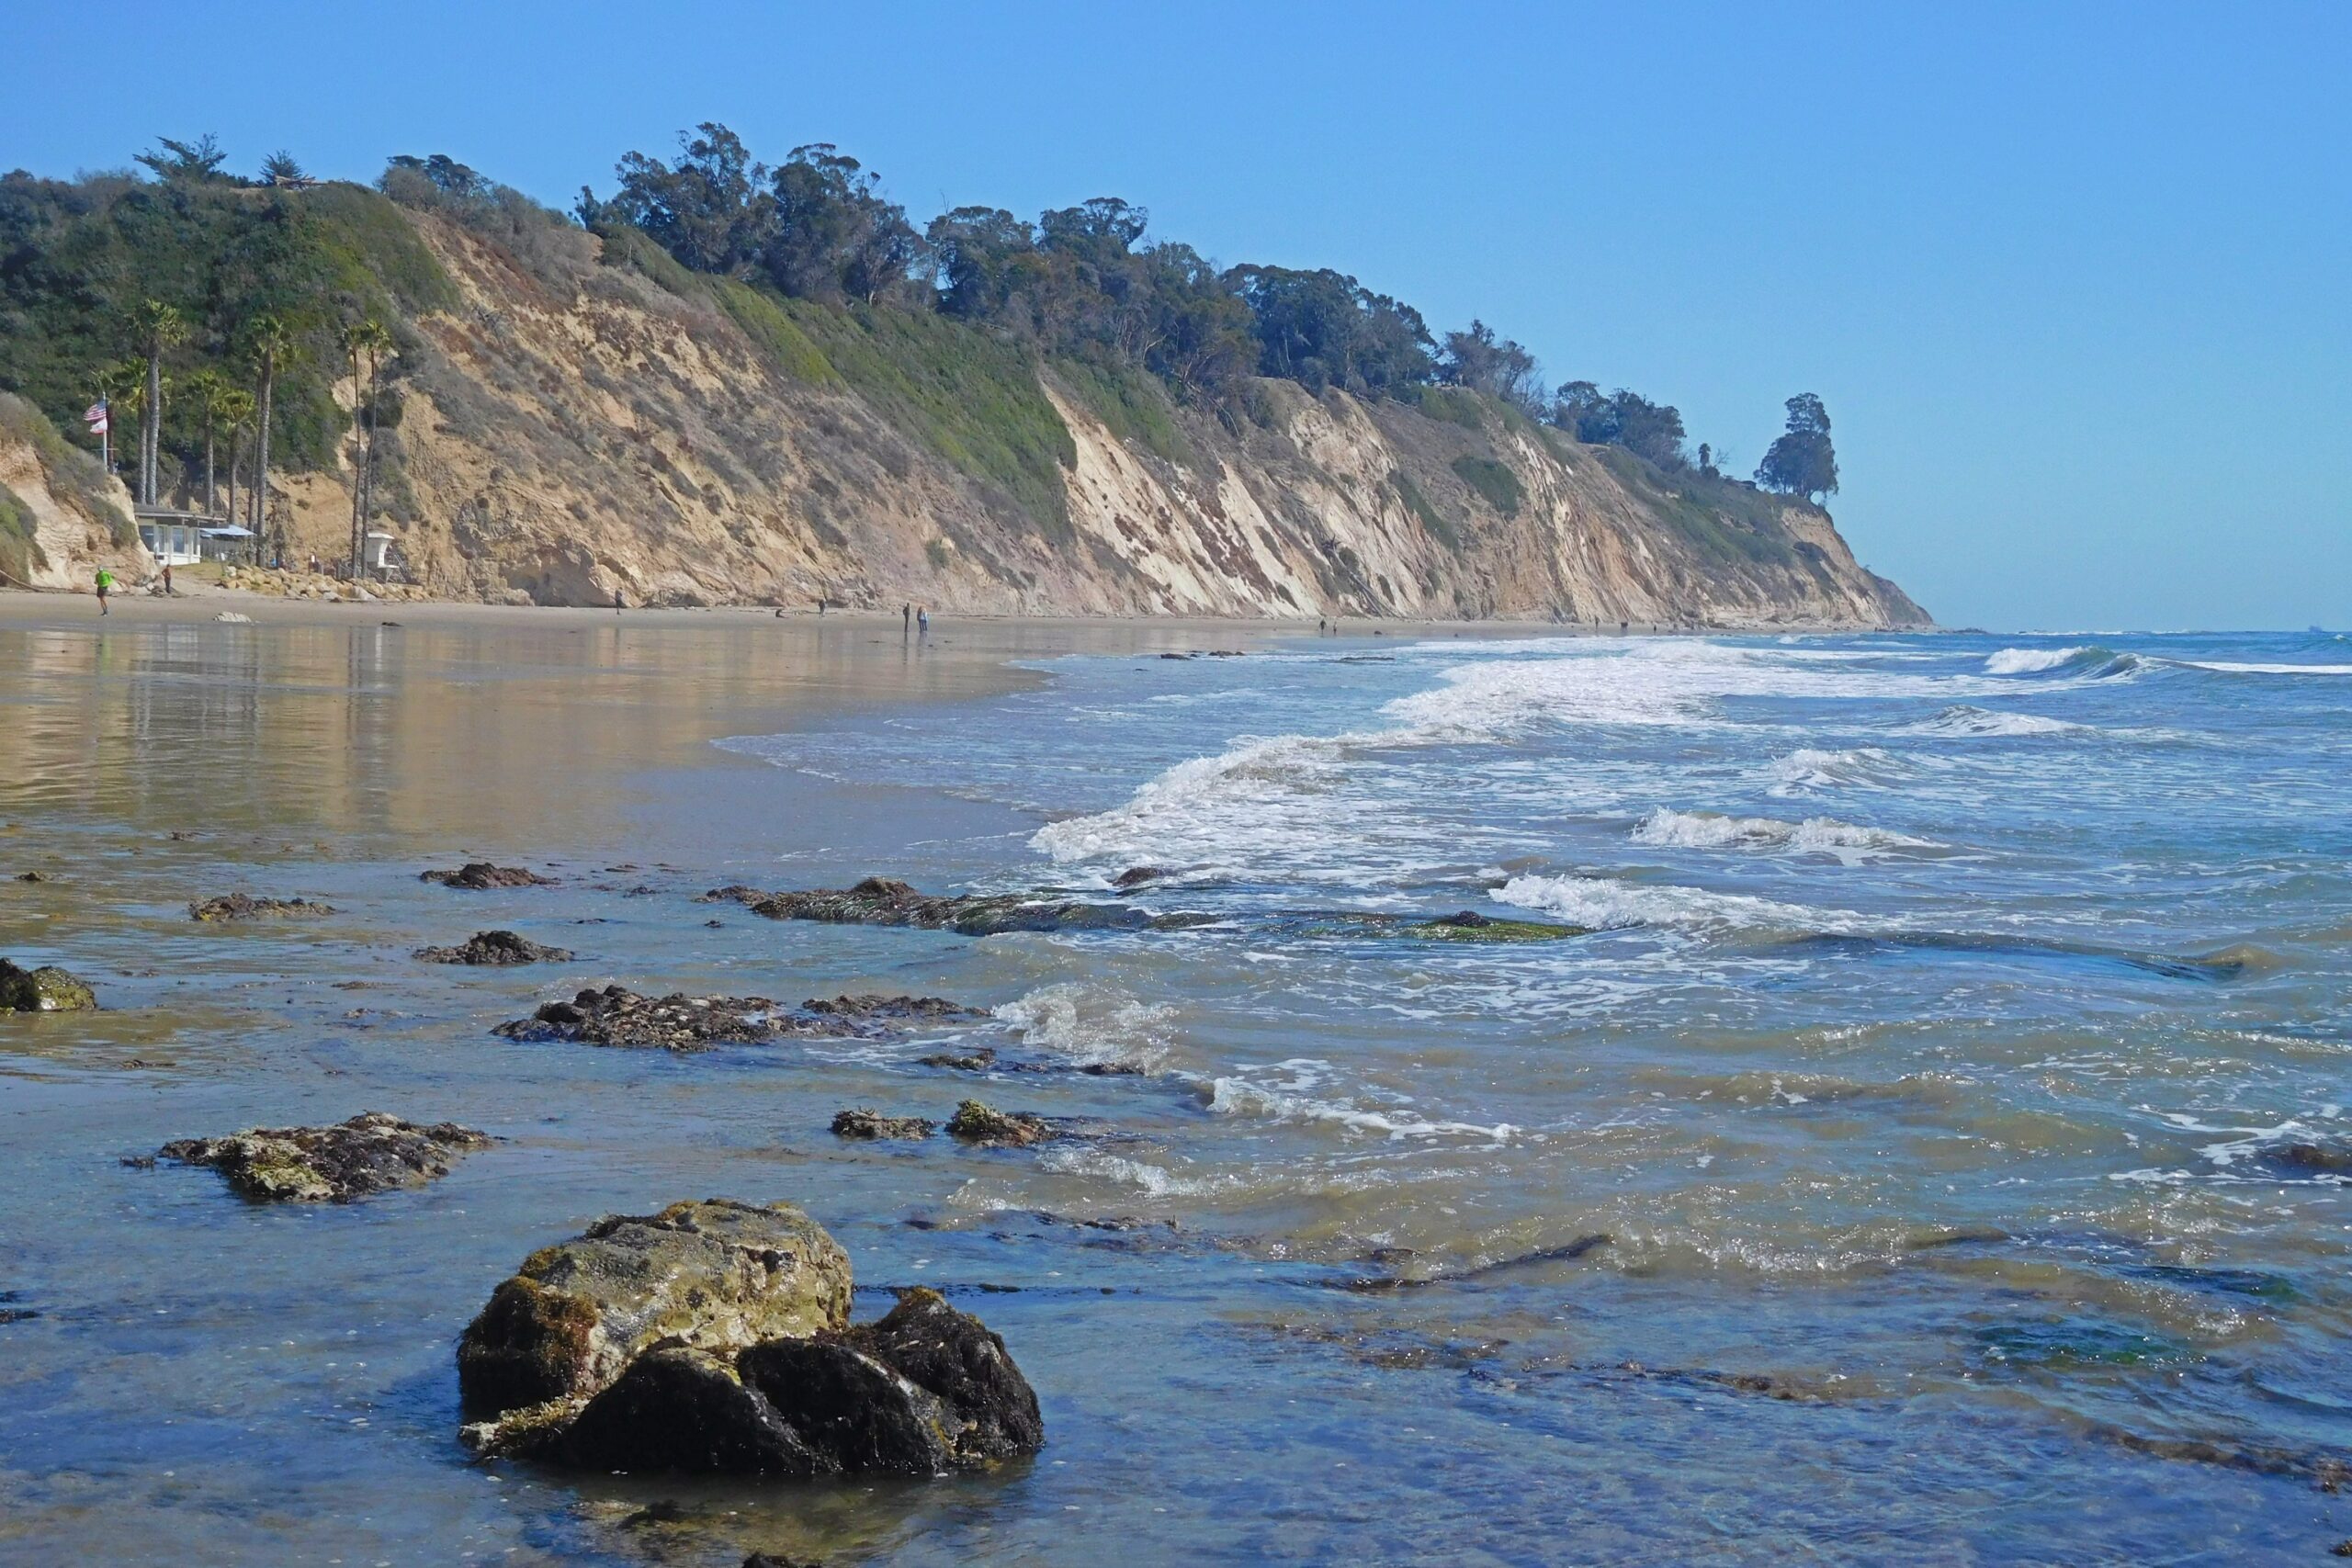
5, 623, 2351, 1562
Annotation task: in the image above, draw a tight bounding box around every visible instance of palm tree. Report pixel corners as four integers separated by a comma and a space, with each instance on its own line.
243, 314, 295, 558
218, 386, 254, 538
94, 360, 146, 488
341, 319, 393, 578
133, 299, 188, 506
183, 368, 243, 518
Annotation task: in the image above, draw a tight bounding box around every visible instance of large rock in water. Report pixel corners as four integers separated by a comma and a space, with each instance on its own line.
159, 1111, 490, 1201
0, 958, 96, 1011
421, 863, 555, 889
414, 930, 575, 965
492, 986, 980, 1052
458, 1199, 853, 1430
458, 1203, 1042, 1477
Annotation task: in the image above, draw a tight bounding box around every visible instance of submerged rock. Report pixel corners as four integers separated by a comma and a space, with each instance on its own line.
459, 1203, 1038, 1478
414, 930, 575, 965
1111, 865, 1172, 890
158, 1111, 491, 1202
831, 1109, 936, 1141
734, 875, 1162, 936
919, 1046, 997, 1071
188, 893, 335, 921
1410, 910, 1590, 942
946, 1100, 1057, 1149
0, 958, 97, 1012
422, 862, 555, 889
494, 986, 978, 1052
458, 1199, 852, 1435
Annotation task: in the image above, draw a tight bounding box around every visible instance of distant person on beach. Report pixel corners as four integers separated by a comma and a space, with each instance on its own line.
902, 604, 911, 635
94, 568, 113, 615
817, 596, 826, 615
613, 587, 624, 615
162, 562, 174, 596
916, 607, 929, 635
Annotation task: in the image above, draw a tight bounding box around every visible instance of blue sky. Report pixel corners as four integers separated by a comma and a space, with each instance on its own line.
8, 1, 2346, 629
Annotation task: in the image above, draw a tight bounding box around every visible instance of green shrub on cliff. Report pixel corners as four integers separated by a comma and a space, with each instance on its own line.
0, 166, 453, 489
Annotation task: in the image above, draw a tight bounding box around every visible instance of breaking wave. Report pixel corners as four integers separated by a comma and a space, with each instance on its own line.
1906, 705, 2088, 739
994, 982, 1176, 1073
1632, 807, 1939, 860
1200, 1066, 1515, 1142
1490, 872, 1842, 934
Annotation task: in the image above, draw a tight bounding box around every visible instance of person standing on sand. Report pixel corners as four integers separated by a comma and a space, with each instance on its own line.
162, 562, 173, 596
613, 587, 624, 615
902, 604, 911, 636
916, 606, 929, 636
94, 568, 114, 615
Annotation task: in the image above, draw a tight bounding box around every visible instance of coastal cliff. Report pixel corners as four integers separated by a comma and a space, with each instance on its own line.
312, 213, 1924, 626
0, 176, 1924, 626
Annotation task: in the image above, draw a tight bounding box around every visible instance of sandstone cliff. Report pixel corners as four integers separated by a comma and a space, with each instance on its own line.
91, 203, 1927, 627
0, 393, 145, 592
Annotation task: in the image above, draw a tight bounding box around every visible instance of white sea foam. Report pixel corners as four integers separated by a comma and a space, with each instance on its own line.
1035, 1145, 1228, 1196
993, 982, 1175, 1072
1764, 746, 1913, 794
1201, 1075, 1515, 1141
1491, 872, 1839, 933
1905, 705, 2086, 739
2187, 661, 2352, 676
1632, 807, 1937, 862
1984, 646, 2086, 674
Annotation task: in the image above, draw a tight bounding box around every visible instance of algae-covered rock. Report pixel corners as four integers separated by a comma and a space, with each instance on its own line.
1408, 910, 1591, 942
414, 930, 575, 965
493, 986, 978, 1051
741, 875, 1158, 936
554, 1344, 829, 1475
458, 1199, 852, 1428
188, 893, 335, 921
421, 863, 555, 889
158, 1111, 490, 1202
946, 1100, 1057, 1149
0, 958, 97, 1011
831, 1109, 935, 1141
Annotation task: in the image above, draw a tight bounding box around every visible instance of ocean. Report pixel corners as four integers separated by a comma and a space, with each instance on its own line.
5, 616, 2350, 1562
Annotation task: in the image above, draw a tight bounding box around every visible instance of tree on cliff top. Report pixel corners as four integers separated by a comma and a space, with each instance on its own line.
1756, 392, 1838, 502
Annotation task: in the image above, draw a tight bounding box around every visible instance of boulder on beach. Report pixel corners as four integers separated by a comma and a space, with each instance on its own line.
414, 930, 575, 965
458, 1199, 1041, 1478
494, 985, 981, 1052
188, 893, 335, 921
421, 863, 555, 889
831, 1109, 935, 1141
0, 958, 96, 1011
946, 1100, 1057, 1148
158, 1111, 492, 1202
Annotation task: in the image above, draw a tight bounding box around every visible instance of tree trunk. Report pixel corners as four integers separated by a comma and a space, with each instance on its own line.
143, 345, 164, 506
224, 429, 240, 537
204, 423, 217, 516
251, 355, 274, 559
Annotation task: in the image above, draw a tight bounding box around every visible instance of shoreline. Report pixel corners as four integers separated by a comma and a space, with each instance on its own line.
0, 583, 1927, 638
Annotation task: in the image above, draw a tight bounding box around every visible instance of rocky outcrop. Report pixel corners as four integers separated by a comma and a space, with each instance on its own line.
159, 1111, 492, 1201
946, 1100, 1058, 1149
493, 986, 981, 1051
188, 894, 335, 921
458, 1200, 1040, 1478
414, 930, 575, 964
0, 391, 143, 592
421, 863, 555, 889
0, 958, 96, 1011
729, 876, 1174, 936
831, 1109, 935, 1141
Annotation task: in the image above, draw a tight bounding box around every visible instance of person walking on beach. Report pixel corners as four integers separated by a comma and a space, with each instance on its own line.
902, 604, 910, 636
94, 567, 114, 615
916, 606, 929, 636
162, 562, 174, 596
613, 587, 624, 615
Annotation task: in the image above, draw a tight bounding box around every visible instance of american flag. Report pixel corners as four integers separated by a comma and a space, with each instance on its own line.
83, 400, 107, 434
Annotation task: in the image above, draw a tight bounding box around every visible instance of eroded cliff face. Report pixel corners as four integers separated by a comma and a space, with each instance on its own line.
0, 400, 145, 592
254, 214, 1925, 626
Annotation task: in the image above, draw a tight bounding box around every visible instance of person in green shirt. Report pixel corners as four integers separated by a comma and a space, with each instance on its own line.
94, 568, 114, 615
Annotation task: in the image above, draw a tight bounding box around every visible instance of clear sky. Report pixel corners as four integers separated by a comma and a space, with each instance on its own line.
8, 1, 2346, 629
